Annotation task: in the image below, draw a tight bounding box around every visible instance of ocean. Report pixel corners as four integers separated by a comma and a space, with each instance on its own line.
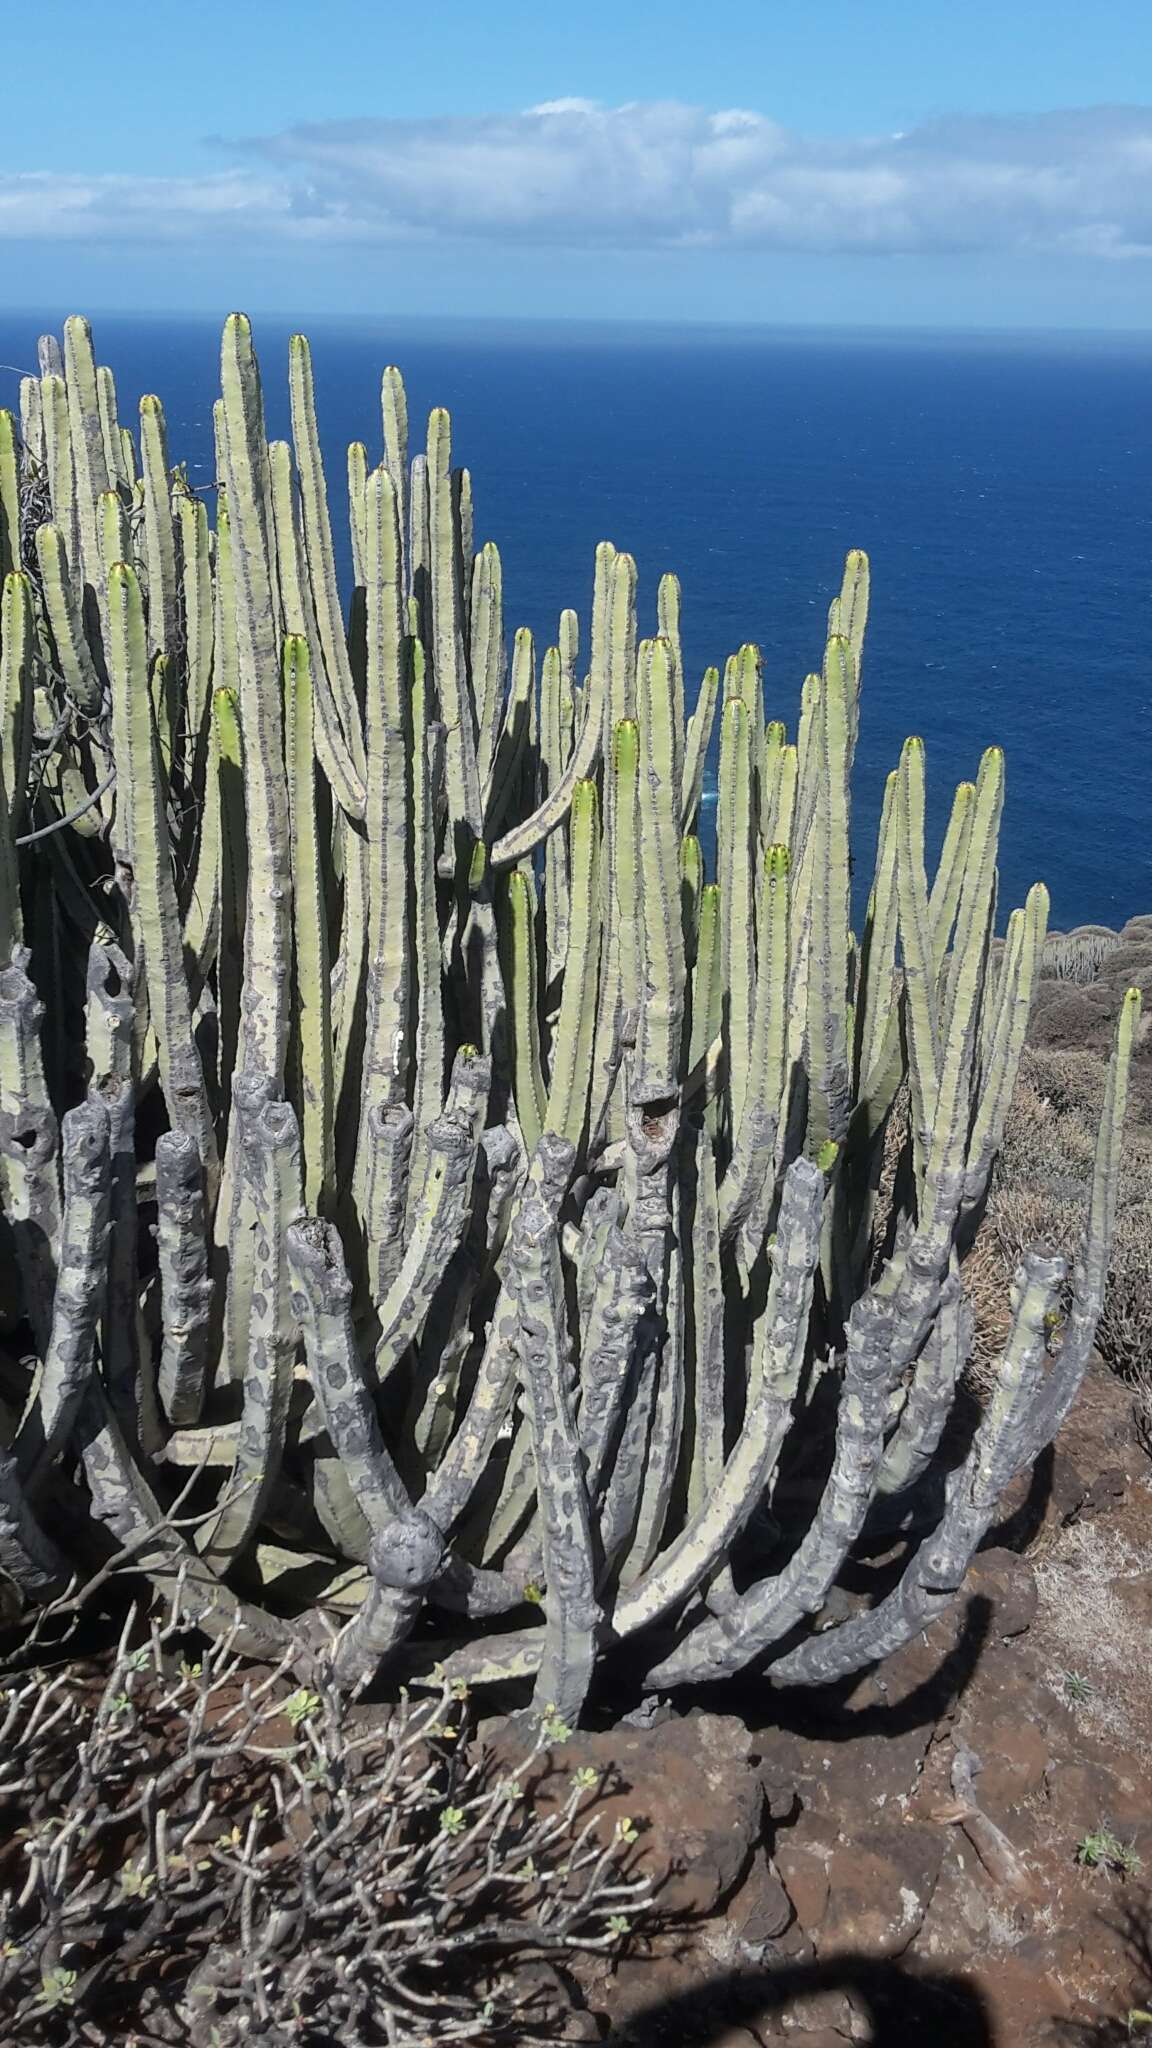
2, 313, 1149, 931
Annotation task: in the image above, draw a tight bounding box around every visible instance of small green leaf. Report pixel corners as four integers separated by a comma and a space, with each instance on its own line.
283, 1687, 322, 1728
39, 1966, 77, 2009
538, 1704, 571, 1744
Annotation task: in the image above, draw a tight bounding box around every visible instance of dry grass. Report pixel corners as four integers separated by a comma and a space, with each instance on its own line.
964, 1046, 1152, 1405
1034, 1521, 1152, 1758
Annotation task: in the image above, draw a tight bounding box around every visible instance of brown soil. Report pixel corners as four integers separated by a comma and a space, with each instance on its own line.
552, 1358, 1152, 2047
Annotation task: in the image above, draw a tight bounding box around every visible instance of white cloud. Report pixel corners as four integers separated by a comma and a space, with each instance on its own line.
4, 101, 1152, 257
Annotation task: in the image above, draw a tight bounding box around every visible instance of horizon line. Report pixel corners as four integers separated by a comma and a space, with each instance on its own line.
2, 304, 1152, 345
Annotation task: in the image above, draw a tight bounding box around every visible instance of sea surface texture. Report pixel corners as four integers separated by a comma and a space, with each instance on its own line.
3, 315, 1149, 929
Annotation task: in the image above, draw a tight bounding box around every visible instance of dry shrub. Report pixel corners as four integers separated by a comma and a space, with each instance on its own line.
965, 1045, 1152, 1400
0, 1593, 651, 2046
1133, 1362, 1152, 1459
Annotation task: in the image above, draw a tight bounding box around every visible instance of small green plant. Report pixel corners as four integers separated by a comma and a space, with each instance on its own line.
36, 1967, 76, 2010
118, 1860, 156, 1900
538, 1705, 572, 1745
283, 1687, 322, 1728
1062, 1669, 1094, 1705
1076, 1828, 1142, 1876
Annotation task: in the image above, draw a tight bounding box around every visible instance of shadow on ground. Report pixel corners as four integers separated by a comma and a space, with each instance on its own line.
604, 1952, 995, 2045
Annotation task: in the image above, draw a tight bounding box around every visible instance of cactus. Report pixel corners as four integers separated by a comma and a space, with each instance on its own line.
0, 315, 1138, 1731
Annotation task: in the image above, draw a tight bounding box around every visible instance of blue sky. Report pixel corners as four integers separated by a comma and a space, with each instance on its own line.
4, 0, 1152, 325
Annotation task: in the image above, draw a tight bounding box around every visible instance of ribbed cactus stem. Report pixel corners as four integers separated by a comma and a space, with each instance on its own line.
768, 1247, 1062, 1688
405, 637, 445, 1223
34, 520, 103, 720
853, 767, 900, 1100
332, 1511, 445, 1687
287, 1217, 410, 1525
618, 1155, 823, 1637
647, 1282, 894, 1686
634, 638, 687, 1102
510, 1151, 600, 1726
657, 572, 685, 798
928, 779, 976, 970
220, 314, 293, 1092
107, 560, 218, 1203
178, 493, 214, 763
40, 372, 79, 572
576, 1221, 652, 1497
199, 1086, 302, 1568
0, 953, 60, 1351
720, 843, 790, 1240
501, 868, 547, 1156
0, 725, 17, 965
15, 1100, 110, 1483
373, 1050, 489, 1389
484, 625, 534, 835
282, 638, 335, 1215
543, 779, 601, 1149
83, 941, 139, 1438
427, 406, 482, 839
213, 684, 246, 1112
139, 395, 178, 659
0, 414, 18, 580
357, 460, 410, 1123
268, 438, 365, 820
360, 1101, 415, 1307
0, 573, 33, 836
96, 364, 128, 492
0, 1444, 64, 1596
937, 747, 1003, 1057
63, 316, 112, 613
805, 635, 853, 1154
422, 1133, 571, 1532
154, 1130, 214, 1429
679, 1123, 725, 1533
717, 695, 754, 1136
81, 1385, 298, 1661
680, 663, 718, 834
539, 643, 572, 984
381, 365, 410, 586
347, 440, 369, 584
895, 735, 940, 1164
965, 882, 1048, 1201
287, 333, 367, 791
19, 378, 43, 470
471, 540, 505, 795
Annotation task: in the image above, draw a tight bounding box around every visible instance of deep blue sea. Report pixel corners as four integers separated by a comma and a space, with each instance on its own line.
3, 313, 1149, 930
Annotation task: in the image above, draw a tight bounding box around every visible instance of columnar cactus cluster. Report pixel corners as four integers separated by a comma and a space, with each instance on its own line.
0, 316, 1138, 1723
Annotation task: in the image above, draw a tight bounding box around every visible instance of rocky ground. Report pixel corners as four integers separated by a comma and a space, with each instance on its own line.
510, 1357, 1152, 2047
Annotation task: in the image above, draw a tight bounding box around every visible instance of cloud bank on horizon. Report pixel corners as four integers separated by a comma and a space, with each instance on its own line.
4, 100, 1152, 259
